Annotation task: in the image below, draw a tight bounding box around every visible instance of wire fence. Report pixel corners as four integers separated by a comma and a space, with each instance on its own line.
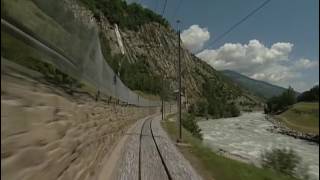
1, 0, 161, 107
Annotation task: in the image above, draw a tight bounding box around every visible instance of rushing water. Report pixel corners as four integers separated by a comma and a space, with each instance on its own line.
198, 112, 319, 180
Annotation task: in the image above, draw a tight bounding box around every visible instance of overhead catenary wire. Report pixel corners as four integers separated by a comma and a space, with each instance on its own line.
161, 0, 168, 17
206, 0, 271, 48
171, 0, 183, 22
154, 0, 160, 13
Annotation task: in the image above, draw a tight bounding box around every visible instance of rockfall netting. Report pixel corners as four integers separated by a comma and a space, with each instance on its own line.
1, 0, 161, 107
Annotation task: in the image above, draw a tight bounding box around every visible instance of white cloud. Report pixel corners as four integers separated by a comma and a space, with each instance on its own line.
181, 25, 210, 53
249, 64, 298, 83
197, 40, 294, 73
196, 39, 318, 92
294, 58, 319, 70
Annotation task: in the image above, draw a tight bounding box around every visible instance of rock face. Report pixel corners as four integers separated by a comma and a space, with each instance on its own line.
94, 7, 261, 108
34, 0, 260, 110
120, 23, 202, 100
1, 72, 159, 180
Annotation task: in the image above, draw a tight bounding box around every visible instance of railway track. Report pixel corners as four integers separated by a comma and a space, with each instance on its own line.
139, 118, 172, 180
108, 115, 202, 180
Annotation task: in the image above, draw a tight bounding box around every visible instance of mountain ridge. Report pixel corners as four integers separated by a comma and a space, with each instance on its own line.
221, 70, 300, 100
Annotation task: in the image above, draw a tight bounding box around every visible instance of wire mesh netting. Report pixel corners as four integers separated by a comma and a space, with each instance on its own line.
1, 0, 161, 107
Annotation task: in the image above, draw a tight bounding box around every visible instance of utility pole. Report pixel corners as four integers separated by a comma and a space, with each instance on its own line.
177, 20, 182, 142
161, 77, 164, 120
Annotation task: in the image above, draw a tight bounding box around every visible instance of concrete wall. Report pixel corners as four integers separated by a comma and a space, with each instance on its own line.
1, 74, 158, 180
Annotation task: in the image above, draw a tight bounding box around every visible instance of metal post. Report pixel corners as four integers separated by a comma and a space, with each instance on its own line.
162, 78, 164, 120
177, 20, 182, 141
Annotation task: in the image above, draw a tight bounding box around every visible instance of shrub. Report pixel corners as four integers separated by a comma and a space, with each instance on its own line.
182, 113, 203, 140
261, 148, 301, 177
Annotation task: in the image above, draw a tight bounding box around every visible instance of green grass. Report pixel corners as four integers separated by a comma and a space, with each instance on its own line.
162, 116, 299, 180
277, 102, 319, 134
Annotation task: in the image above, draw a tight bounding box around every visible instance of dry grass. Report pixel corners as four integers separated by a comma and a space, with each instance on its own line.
277, 102, 319, 134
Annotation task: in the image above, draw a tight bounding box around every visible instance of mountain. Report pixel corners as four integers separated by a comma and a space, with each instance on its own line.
221, 70, 299, 100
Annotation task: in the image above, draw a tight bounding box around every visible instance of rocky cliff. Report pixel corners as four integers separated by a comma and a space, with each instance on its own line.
2, 0, 262, 115
91, 2, 262, 113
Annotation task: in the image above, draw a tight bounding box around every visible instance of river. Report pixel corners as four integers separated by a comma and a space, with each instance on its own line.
198, 112, 319, 180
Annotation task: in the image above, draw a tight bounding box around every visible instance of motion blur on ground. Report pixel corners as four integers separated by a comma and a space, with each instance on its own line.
1, 0, 319, 180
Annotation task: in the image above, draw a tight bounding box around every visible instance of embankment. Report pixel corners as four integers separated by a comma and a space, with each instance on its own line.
1, 72, 159, 180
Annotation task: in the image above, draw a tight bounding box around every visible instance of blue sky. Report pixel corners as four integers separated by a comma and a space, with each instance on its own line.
129, 0, 319, 92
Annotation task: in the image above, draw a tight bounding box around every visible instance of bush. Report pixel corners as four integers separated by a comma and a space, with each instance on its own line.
182, 113, 203, 140
261, 148, 301, 177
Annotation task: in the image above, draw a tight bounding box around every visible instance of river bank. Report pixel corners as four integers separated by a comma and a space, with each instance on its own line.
198, 112, 319, 180
161, 115, 297, 180
266, 115, 319, 143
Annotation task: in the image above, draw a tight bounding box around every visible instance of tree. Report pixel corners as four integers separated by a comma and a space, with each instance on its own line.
281, 86, 296, 106
182, 113, 203, 140
266, 86, 297, 114
229, 103, 240, 117
297, 85, 319, 102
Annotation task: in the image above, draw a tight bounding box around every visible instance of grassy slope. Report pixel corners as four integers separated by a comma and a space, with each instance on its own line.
161, 115, 297, 180
277, 102, 319, 134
